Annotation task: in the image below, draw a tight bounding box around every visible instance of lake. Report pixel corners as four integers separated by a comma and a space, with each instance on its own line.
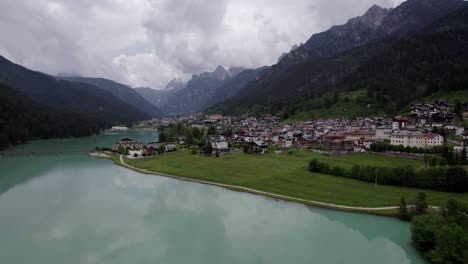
0, 130, 427, 263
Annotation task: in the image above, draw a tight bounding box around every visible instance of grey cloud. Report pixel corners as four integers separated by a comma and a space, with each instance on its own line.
0, 0, 404, 89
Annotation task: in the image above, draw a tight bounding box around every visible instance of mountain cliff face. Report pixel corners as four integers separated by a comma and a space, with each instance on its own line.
136, 65, 256, 115
373, 0, 467, 38
277, 4, 390, 69
58, 77, 164, 117
163, 79, 186, 91
0, 56, 150, 123
209, 0, 468, 115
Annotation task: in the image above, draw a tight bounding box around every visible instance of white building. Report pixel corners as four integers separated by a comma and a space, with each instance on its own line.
165, 143, 176, 152
389, 131, 423, 147
211, 139, 229, 150
111, 126, 128, 131
375, 126, 393, 141
277, 136, 293, 148
424, 133, 444, 147
389, 131, 443, 148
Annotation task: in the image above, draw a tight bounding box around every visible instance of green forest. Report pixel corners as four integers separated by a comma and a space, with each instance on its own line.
0, 83, 102, 150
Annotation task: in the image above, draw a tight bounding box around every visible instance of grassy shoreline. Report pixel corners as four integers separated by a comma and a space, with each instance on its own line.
107, 150, 468, 216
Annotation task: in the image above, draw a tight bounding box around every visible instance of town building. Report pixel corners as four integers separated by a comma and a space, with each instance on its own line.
248, 141, 268, 155
389, 131, 443, 148
113, 138, 143, 150
143, 143, 159, 155
211, 139, 229, 150
277, 136, 293, 148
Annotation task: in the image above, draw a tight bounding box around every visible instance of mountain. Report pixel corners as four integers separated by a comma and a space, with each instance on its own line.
277, 4, 391, 69
134, 87, 174, 111
58, 77, 163, 117
0, 83, 101, 150
0, 55, 150, 124
204, 66, 268, 109
209, 0, 468, 117
163, 79, 186, 91
136, 65, 255, 115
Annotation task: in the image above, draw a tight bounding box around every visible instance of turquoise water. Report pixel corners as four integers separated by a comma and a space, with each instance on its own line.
0, 131, 427, 263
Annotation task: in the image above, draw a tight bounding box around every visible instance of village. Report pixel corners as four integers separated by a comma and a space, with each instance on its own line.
111, 100, 468, 160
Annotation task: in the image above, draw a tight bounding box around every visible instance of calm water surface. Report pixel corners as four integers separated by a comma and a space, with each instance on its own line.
0, 131, 427, 263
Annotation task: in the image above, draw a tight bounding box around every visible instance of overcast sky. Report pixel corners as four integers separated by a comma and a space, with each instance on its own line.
0, 0, 403, 89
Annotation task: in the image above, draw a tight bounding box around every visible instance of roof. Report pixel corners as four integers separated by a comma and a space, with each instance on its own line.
145, 143, 158, 148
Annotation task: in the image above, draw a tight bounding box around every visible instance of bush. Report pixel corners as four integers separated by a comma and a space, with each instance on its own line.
308, 159, 468, 192
308, 159, 320, 172
191, 148, 198, 155
398, 196, 411, 221
411, 199, 468, 264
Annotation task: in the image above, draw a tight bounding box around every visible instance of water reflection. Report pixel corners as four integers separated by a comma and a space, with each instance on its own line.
0, 131, 427, 264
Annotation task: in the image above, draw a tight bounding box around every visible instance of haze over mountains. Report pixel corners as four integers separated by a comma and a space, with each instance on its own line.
134, 65, 264, 116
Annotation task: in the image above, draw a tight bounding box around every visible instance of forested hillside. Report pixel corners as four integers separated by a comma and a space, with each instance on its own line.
0, 83, 101, 150
209, 4, 468, 119
0, 56, 150, 124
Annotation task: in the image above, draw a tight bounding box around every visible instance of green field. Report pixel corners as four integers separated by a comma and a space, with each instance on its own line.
123, 150, 468, 208
287, 90, 389, 122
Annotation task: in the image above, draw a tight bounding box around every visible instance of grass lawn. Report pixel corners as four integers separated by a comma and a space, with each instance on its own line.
287, 90, 389, 122
123, 149, 468, 208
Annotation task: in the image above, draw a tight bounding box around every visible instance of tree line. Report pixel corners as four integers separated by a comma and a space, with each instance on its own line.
308, 159, 468, 193
398, 193, 468, 264
0, 83, 102, 150
370, 142, 443, 155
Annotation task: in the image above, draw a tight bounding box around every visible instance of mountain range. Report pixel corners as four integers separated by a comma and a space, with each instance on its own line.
134, 65, 266, 115
58, 76, 164, 117
208, 0, 468, 118
2, 0, 468, 140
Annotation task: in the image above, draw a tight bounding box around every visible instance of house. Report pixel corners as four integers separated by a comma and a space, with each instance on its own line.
248, 141, 267, 155
208, 114, 223, 122
346, 130, 375, 144
375, 125, 393, 140
144, 143, 159, 155
424, 132, 444, 147
277, 136, 293, 148
191, 122, 204, 129
177, 137, 187, 145
392, 116, 408, 130
113, 138, 143, 150
211, 139, 229, 150
218, 130, 233, 139
165, 143, 176, 152
296, 135, 315, 147
111, 126, 128, 131
128, 150, 143, 158
312, 133, 354, 151
356, 138, 376, 150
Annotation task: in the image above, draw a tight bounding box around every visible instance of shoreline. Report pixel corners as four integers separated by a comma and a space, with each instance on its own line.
114, 155, 402, 217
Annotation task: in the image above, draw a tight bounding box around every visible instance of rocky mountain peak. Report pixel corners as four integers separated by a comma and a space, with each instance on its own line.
196, 65, 231, 81
164, 78, 186, 91
228, 66, 246, 77
213, 65, 228, 76
360, 4, 391, 26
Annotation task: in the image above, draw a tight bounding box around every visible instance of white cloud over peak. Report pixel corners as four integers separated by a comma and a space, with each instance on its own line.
0, 0, 403, 89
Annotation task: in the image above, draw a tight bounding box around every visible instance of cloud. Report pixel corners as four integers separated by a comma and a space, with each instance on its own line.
0, 0, 404, 89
